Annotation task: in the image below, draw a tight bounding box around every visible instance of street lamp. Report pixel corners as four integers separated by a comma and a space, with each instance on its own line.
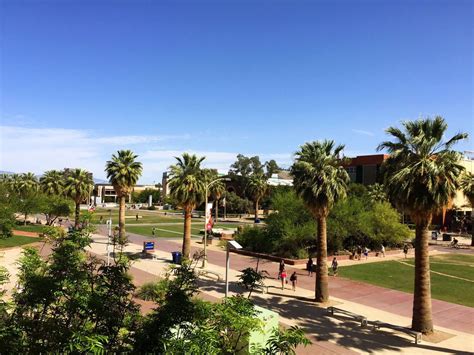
106, 209, 112, 265
225, 240, 243, 298
202, 177, 231, 268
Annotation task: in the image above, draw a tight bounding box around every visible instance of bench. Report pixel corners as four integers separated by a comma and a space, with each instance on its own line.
327, 307, 367, 327
370, 321, 421, 344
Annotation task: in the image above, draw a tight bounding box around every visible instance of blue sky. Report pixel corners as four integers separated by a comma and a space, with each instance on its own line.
1, 0, 472, 183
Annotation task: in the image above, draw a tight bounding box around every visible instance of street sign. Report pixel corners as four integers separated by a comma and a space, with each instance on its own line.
143, 241, 155, 251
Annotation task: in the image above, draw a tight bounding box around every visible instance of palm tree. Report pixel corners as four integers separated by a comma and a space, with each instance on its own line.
105, 150, 143, 244
291, 140, 349, 302
247, 174, 268, 221
18, 172, 39, 196
460, 172, 474, 246
168, 153, 206, 259
64, 168, 94, 228
40, 170, 65, 196
204, 169, 226, 222
377, 116, 467, 334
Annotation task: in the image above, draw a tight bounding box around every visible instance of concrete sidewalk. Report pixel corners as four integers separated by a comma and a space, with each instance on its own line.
87, 233, 474, 355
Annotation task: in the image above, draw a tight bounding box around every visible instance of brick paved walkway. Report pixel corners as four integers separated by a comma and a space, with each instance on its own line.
121, 231, 474, 336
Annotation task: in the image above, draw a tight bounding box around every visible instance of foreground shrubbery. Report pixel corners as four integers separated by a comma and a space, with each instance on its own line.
0, 227, 309, 353
235, 186, 411, 258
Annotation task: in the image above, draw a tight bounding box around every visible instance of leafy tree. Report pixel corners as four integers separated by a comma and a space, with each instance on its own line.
105, 150, 143, 244
0, 183, 16, 238
367, 183, 388, 203
224, 192, 252, 214
64, 168, 94, 228
40, 194, 73, 225
16, 190, 44, 225
265, 159, 280, 178
291, 140, 349, 302
168, 153, 206, 259
460, 172, 474, 246
1, 228, 138, 352
377, 116, 467, 333
255, 326, 311, 355
247, 174, 268, 221
132, 188, 161, 204
40, 170, 65, 196
238, 267, 268, 298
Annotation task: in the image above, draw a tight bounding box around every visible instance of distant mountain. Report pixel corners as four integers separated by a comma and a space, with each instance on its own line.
94, 178, 108, 184
0, 171, 15, 175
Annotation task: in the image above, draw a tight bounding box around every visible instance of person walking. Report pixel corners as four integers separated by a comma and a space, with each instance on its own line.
136, 213, 139, 221
306, 257, 314, 277
356, 245, 362, 260
280, 268, 287, 290
290, 271, 297, 291
363, 246, 369, 260
152, 227, 156, 237
403, 244, 409, 258
278, 259, 285, 280
380, 244, 386, 257
331, 257, 338, 276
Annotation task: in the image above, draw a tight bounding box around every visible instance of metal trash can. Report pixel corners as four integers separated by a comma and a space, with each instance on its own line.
442, 234, 452, 241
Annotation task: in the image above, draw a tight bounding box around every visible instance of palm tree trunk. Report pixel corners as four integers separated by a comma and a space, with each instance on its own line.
471, 210, 474, 246
254, 199, 259, 221
24, 213, 28, 226
412, 219, 434, 334
119, 195, 126, 244
316, 215, 329, 302
215, 199, 218, 222
182, 205, 192, 259
74, 201, 80, 228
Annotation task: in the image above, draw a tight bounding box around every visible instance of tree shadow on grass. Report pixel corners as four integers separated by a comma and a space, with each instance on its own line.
196, 278, 469, 354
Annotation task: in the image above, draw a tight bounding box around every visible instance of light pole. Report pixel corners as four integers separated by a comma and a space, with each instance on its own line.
203, 177, 230, 268
225, 240, 243, 298
106, 209, 112, 265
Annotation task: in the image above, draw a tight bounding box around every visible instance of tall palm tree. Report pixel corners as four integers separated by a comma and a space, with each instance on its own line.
377, 116, 467, 334
40, 170, 65, 196
291, 140, 349, 302
247, 174, 268, 221
105, 150, 143, 244
204, 169, 226, 222
18, 172, 39, 196
168, 153, 206, 259
460, 172, 474, 246
64, 168, 94, 228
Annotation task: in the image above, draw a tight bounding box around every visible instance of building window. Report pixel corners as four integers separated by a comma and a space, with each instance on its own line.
345, 167, 356, 182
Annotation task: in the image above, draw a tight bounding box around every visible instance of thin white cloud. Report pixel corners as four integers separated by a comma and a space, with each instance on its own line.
0, 125, 290, 183
352, 129, 375, 137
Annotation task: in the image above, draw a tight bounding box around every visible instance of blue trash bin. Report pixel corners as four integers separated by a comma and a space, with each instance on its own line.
171, 251, 182, 264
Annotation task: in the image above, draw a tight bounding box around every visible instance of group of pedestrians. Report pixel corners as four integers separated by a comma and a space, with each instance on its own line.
278, 260, 298, 291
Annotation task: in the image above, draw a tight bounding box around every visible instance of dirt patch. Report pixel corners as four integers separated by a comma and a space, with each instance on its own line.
12, 230, 41, 237
422, 329, 456, 343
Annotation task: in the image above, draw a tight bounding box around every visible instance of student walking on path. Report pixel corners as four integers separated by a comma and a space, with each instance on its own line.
280, 268, 287, 290
331, 257, 338, 276
380, 244, 385, 257
403, 244, 409, 258
363, 247, 369, 260
278, 259, 285, 280
290, 271, 297, 291
306, 257, 314, 277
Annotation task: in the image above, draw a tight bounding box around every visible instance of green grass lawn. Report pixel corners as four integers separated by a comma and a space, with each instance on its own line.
13, 224, 45, 233
0, 235, 39, 248
338, 254, 474, 307
90, 210, 184, 224
127, 222, 243, 238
